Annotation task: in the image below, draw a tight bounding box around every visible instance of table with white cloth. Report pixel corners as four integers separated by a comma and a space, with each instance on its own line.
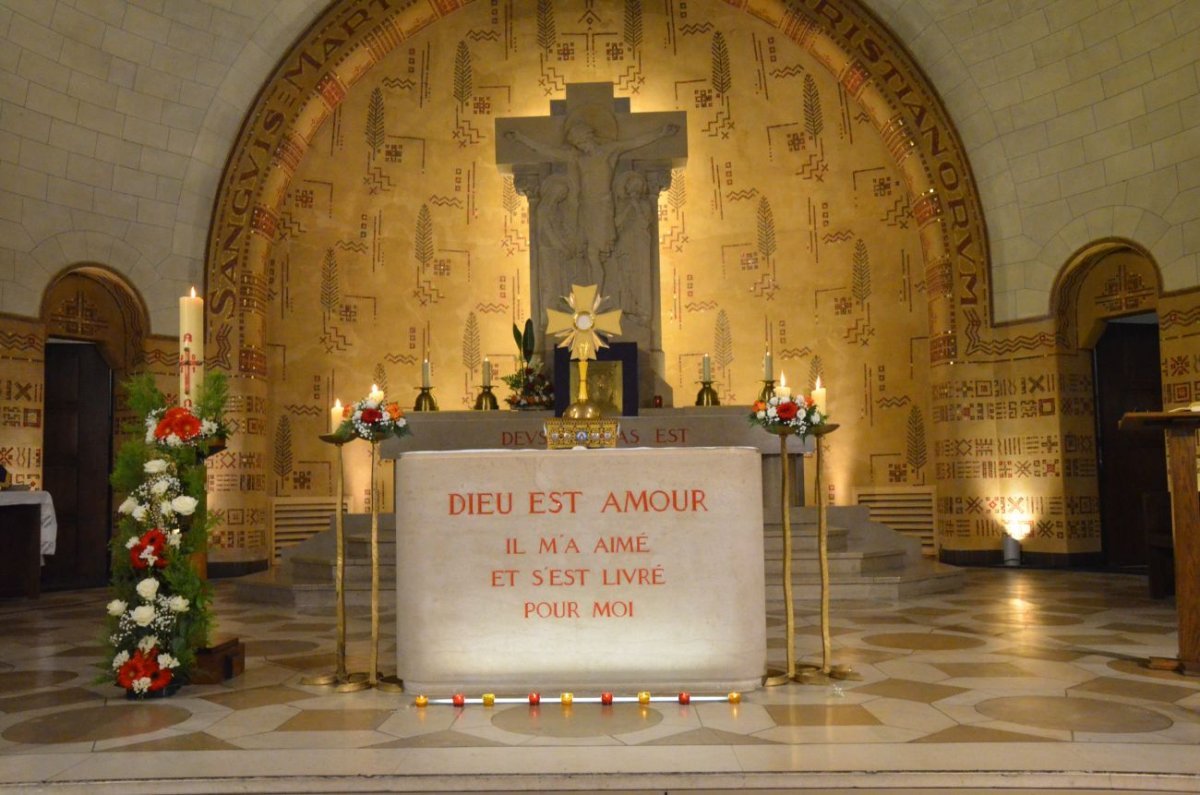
0, 490, 57, 597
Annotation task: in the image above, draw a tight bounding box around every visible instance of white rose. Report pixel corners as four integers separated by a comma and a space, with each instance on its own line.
106, 599, 127, 616
143, 459, 169, 475
130, 604, 156, 626
132, 505, 148, 522
118, 496, 138, 515
167, 595, 189, 613
171, 495, 199, 516
150, 478, 171, 496
159, 500, 174, 517
138, 635, 159, 652
135, 578, 159, 600
112, 650, 129, 670
756, 410, 767, 420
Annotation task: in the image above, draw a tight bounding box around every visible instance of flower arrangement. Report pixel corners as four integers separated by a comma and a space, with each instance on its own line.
503, 319, 554, 409
100, 373, 227, 696
749, 383, 827, 437
336, 384, 410, 441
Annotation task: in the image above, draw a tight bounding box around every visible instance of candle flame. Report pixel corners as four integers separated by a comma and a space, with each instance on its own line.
189, 286, 196, 298
815, 375, 822, 389
370, 383, 378, 392
779, 372, 787, 388
333, 398, 342, 410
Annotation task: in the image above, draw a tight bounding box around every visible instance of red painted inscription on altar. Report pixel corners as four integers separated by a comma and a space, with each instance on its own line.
450, 488, 702, 620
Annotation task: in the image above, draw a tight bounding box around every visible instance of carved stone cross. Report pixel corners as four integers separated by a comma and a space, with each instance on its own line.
496, 82, 687, 406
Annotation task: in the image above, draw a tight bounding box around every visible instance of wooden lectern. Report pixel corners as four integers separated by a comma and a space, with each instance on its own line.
1119, 411, 1200, 675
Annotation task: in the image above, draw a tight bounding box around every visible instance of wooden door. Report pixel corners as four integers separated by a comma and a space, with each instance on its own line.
41, 342, 113, 590
1094, 322, 1167, 569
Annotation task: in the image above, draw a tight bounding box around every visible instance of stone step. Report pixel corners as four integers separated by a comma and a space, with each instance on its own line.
764, 561, 964, 602
289, 554, 395, 585
764, 547, 907, 576
231, 567, 398, 609
345, 535, 394, 560
761, 523, 849, 553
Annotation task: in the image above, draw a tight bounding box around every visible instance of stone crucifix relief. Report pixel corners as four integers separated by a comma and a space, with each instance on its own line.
496, 83, 687, 406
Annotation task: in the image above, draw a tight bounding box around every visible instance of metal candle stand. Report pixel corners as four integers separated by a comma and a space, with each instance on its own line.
764, 422, 843, 685
302, 434, 368, 692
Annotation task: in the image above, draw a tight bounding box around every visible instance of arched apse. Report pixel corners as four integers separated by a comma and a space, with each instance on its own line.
203, 0, 988, 564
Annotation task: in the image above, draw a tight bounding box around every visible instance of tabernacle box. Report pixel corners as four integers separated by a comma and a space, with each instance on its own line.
395, 447, 765, 692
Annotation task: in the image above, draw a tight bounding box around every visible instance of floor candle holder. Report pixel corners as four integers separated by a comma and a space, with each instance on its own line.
302, 433, 368, 692
764, 426, 797, 687
811, 423, 839, 675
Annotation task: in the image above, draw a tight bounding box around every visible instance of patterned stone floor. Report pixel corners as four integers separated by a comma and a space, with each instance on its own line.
1, 568, 1198, 793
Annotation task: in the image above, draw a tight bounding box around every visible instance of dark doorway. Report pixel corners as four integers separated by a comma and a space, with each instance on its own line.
1093, 317, 1167, 570
41, 341, 113, 590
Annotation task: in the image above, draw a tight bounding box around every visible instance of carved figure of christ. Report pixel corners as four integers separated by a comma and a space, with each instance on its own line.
503, 120, 678, 276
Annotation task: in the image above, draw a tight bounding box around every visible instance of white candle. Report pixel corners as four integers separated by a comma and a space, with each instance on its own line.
774, 372, 791, 400
811, 376, 827, 414
179, 287, 204, 408
702, 353, 711, 382
483, 358, 492, 387
330, 399, 343, 432
763, 349, 773, 381
368, 383, 384, 404
421, 358, 431, 388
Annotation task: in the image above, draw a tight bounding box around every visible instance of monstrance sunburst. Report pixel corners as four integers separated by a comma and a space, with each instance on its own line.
545, 284, 622, 418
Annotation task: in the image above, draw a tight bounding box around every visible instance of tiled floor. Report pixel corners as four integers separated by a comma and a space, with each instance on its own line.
1, 568, 1198, 793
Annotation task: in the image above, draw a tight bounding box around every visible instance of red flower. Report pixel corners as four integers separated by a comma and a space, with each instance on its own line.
130, 528, 169, 570
776, 401, 799, 421
148, 667, 173, 691
360, 407, 382, 424
155, 407, 202, 441
116, 649, 159, 689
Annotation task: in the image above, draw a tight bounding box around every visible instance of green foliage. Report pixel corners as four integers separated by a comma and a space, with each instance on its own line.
124, 373, 167, 419
512, 318, 537, 366
194, 372, 228, 425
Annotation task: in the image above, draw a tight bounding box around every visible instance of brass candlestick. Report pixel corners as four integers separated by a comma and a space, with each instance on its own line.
811, 423, 840, 675
474, 385, 499, 410
695, 381, 720, 406
413, 386, 438, 411
764, 426, 796, 687
303, 432, 368, 692
758, 379, 776, 403
368, 439, 381, 687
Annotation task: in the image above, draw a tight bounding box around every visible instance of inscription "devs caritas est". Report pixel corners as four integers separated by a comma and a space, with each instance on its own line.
446, 488, 709, 621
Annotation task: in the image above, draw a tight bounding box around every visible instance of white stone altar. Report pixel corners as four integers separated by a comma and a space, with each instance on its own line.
394, 446, 765, 693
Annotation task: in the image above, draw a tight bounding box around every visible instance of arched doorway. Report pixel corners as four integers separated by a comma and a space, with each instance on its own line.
38, 266, 149, 590
1053, 241, 1166, 573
